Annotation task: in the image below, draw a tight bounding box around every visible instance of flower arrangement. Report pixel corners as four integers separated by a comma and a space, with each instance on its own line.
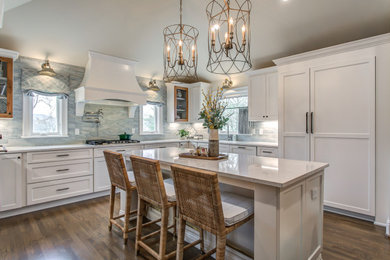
198, 86, 229, 129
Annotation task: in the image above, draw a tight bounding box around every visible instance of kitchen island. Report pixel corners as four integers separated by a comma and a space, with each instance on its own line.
123, 147, 328, 260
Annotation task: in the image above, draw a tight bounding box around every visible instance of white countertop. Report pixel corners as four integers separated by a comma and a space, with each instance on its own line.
2, 139, 277, 154
124, 147, 327, 188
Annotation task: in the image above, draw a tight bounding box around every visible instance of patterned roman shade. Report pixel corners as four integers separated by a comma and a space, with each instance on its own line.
21, 68, 71, 96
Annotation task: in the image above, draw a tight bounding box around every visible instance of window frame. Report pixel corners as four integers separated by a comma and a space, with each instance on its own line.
139, 104, 163, 135
219, 94, 249, 135
22, 92, 68, 138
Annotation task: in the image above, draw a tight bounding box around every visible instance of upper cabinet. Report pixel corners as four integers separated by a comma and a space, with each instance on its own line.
0, 49, 19, 118
174, 86, 189, 122
167, 82, 210, 123
248, 67, 278, 121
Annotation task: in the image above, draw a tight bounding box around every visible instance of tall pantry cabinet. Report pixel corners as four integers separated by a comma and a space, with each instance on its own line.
275, 46, 376, 217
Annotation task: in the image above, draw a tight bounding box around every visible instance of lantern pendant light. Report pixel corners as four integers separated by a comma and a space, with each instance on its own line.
206, 0, 252, 75
163, 0, 199, 83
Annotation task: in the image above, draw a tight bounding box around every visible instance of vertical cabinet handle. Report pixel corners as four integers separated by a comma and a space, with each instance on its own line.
311, 112, 314, 134
306, 112, 308, 134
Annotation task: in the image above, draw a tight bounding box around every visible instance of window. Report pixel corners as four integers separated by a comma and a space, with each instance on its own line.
23, 92, 68, 137
140, 104, 163, 135
220, 96, 249, 134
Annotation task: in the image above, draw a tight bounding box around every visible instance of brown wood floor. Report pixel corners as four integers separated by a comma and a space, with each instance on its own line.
0, 196, 389, 260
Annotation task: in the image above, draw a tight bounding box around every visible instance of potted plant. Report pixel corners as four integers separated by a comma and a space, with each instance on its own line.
198, 87, 229, 157
177, 129, 189, 140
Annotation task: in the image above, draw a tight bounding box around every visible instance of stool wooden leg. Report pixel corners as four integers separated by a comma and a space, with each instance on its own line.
200, 229, 204, 254
108, 185, 115, 231
173, 205, 177, 237
135, 198, 144, 255
215, 234, 226, 260
176, 216, 186, 260
159, 207, 169, 259
123, 190, 131, 245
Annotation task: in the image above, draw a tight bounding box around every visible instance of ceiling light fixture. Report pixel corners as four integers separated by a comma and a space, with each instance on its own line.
148, 79, 160, 91
163, 0, 199, 83
206, 0, 252, 75
38, 60, 56, 77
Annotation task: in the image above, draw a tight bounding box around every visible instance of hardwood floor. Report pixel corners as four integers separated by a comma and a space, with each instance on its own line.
0, 196, 389, 260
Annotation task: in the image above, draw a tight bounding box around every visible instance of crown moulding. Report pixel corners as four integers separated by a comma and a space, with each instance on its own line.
273, 33, 390, 66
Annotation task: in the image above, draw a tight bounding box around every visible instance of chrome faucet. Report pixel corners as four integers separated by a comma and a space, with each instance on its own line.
227, 125, 233, 141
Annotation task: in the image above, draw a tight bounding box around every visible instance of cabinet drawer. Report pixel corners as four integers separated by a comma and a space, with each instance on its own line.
230, 145, 257, 155
27, 159, 93, 184
94, 145, 142, 158
143, 143, 179, 149
27, 176, 93, 205
27, 149, 93, 164
257, 147, 278, 157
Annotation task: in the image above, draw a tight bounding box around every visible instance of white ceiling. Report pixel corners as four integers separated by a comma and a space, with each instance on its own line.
0, 0, 389, 86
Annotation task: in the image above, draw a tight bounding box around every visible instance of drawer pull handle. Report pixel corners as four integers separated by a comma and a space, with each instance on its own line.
262, 151, 273, 154
116, 150, 126, 152
56, 169, 70, 172
159, 146, 167, 148
56, 154, 70, 157
237, 147, 247, 149
56, 187, 70, 192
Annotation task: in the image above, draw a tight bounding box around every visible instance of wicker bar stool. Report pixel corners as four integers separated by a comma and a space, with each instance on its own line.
131, 155, 186, 260
104, 150, 138, 245
170, 164, 254, 260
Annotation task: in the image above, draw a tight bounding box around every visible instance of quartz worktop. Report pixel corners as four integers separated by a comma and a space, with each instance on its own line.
2, 139, 278, 154
125, 147, 327, 188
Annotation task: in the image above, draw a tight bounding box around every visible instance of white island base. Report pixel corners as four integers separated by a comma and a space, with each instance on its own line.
121, 148, 327, 260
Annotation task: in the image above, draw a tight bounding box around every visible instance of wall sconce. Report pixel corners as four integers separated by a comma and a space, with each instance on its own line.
148, 79, 160, 91
222, 78, 233, 89
39, 60, 56, 77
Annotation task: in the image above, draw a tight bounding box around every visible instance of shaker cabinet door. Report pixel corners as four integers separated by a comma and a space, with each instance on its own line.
0, 154, 23, 211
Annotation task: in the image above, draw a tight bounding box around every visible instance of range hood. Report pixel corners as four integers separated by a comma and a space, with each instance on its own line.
75, 51, 147, 117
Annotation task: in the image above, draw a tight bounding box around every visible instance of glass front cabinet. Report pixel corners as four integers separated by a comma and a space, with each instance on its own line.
174, 86, 188, 122
0, 56, 14, 118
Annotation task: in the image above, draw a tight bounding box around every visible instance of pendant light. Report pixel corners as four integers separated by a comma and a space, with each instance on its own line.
39, 60, 56, 77
163, 0, 199, 83
206, 0, 252, 75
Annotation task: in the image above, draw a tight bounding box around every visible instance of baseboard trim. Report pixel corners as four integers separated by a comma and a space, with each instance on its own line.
324, 206, 375, 222
0, 191, 110, 219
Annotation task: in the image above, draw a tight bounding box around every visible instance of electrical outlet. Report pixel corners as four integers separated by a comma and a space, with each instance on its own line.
75, 129, 80, 135
259, 129, 264, 135
132, 128, 136, 134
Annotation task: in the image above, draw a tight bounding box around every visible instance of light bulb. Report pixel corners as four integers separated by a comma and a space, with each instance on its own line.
179, 40, 183, 46
229, 17, 234, 25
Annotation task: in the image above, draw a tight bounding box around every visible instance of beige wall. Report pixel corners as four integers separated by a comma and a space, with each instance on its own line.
374, 43, 390, 225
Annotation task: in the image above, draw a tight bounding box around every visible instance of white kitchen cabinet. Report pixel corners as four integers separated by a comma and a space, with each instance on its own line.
230, 145, 257, 155
0, 154, 23, 212
94, 145, 142, 192
220, 144, 230, 153
248, 67, 278, 121
257, 147, 278, 158
143, 143, 179, 149
27, 176, 93, 205
166, 82, 210, 123
276, 48, 376, 216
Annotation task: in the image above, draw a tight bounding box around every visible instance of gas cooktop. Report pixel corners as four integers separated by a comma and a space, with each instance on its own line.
86, 139, 140, 145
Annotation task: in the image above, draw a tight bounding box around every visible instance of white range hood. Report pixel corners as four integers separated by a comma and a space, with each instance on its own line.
75, 51, 147, 117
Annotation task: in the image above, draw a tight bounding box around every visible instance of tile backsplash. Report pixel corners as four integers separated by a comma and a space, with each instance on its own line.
0, 56, 277, 146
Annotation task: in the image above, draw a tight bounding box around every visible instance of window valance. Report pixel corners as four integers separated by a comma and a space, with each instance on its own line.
21, 68, 71, 95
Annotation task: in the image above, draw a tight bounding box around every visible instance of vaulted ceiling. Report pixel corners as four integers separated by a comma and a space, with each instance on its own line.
0, 0, 389, 86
